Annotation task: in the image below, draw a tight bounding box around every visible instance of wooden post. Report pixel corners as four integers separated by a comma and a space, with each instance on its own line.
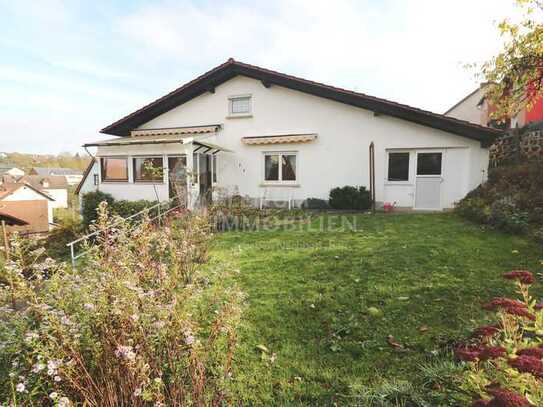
369, 142, 376, 213
2, 220, 9, 261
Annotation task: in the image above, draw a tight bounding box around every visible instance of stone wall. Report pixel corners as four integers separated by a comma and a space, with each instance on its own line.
490, 130, 543, 166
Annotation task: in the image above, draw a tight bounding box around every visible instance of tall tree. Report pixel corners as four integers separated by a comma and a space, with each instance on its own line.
481, 0, 543, 122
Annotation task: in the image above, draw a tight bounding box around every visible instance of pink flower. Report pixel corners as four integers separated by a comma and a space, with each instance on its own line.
479, 346, 506, 361
503, 270, 535, 285
483, 298, 526, 311
485, 387, 535, 406
517, 347, 543, 359
455, 345, 483, 362
508, 355, 543, 378
472, 325, 500, 339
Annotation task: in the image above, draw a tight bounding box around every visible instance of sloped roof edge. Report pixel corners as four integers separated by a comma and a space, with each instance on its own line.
101, 59, 503, 146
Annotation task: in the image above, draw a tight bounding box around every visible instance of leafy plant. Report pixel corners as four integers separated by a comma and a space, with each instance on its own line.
301, 197, 330, 210
80, 190, 115, 226
329, 186, 371, 211
0, 203, 244, 406
454, 270, 543, 405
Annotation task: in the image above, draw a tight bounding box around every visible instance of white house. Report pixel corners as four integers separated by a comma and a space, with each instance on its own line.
78, 59, 502, 211
30, 167, 83, 185
0, 183, 55, 232
20, 175, 69, 209
0, 165, 25, 178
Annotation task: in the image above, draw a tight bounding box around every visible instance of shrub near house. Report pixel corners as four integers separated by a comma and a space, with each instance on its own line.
456, 161, 543, 240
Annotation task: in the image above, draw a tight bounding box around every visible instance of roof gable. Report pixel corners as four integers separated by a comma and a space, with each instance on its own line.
101, 59, 503, 146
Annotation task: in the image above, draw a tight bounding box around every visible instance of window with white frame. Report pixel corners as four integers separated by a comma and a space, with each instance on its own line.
387, 152, 410, 182
133, 157, 164, 182
229, 95, 251, 115
264, 152, 297, 183
100, 157, 128, 182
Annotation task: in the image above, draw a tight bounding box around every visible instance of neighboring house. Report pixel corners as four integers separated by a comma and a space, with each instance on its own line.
446, 84, 543, 129
0, 183, 55, 233
29, 167, 83, 185
75, 158, 99, 197
20, 175, 69, 209
79, 59, 501, 211
0, 164, 25, 178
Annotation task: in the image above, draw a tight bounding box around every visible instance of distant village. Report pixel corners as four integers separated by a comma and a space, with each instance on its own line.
0, 162, 84, 234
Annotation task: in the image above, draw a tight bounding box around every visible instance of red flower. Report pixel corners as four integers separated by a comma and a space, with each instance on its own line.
472, 325, 500, 339
483, 298, 526, 311
503, 306, 536, 321
503, 270, 535, 285
517, 347, 543, 359
479, 346, 507, 361
508, 355, 543, 378
486, 387, 535, 407
455, 345, 482, 362
535, 303, 543, 311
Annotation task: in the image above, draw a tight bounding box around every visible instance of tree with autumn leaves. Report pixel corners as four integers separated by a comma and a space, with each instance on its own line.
481, 0, 543, 123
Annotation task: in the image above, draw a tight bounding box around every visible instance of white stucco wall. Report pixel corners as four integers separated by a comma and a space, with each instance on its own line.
96, 75, 489, 209
78, 161, 99, 196
445, 88, 486, 126
45, 188, 68, 209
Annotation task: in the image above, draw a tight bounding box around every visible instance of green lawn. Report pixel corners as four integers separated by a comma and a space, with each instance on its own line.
209, 213, 543, 405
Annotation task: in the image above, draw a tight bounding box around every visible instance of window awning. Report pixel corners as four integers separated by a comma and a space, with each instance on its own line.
130, 125, 220, 137
83, 125, 221, 148
192, 140, 234, 154
242, 133, 317, 145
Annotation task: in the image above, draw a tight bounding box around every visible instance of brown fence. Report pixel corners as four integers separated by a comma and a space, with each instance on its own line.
490, 130, 543, 167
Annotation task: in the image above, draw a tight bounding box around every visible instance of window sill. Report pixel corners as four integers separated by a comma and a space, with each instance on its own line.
134, 181, 165, 185
226, 113, 253, 119
384, 181, 413, 186
259, 183, 300, 188
101, 180, 129, 183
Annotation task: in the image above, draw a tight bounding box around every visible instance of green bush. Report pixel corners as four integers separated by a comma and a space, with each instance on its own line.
456, 162, 543, 240
329, 186, 371, 211
81, 191, 114, 226
301, 198, 330, 210
81, 192, 160, 227
112, 199, 159, 219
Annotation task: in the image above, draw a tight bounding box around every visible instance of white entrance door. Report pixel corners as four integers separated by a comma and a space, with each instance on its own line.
415, 151, 443, 210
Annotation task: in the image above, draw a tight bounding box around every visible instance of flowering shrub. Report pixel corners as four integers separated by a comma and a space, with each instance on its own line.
455, 270, 543, 406
0, 202, 244, 406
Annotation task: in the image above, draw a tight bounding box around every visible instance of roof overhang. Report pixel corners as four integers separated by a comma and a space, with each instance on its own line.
192, 140, 234, 154
84, 125, 221, 148
242, 133, 317, 145
100, 59, 503, 147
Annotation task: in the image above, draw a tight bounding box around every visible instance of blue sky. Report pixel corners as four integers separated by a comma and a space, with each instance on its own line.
0, 0, 520, 154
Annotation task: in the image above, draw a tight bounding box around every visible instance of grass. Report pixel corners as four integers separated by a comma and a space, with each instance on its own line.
209, 213, 543, 405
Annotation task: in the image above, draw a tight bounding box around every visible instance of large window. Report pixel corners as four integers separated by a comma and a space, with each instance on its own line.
229, 95, 251, 115
387, 152, 410, 181
133, 157, 164, 182
264, 153, 297, 182
100, 157, 128, 182
417, 152, 442, 176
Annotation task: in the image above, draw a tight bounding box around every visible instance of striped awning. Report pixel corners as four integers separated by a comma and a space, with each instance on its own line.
131, 125, 220, 137
242, 133, 317, 145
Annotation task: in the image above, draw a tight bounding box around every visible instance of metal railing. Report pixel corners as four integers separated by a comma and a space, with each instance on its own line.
66, 197, 184, 268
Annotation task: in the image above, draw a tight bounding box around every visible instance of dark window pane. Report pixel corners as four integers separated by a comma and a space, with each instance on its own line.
101, 157, 128, 181
133, 157, 163, 182
417, 153, 442, 175
388, 152, 410, 181
265, 155, 279, 181
282, 155, 296, 181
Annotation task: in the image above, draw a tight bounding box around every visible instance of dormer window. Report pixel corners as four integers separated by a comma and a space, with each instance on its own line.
228, 95, 252, 117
